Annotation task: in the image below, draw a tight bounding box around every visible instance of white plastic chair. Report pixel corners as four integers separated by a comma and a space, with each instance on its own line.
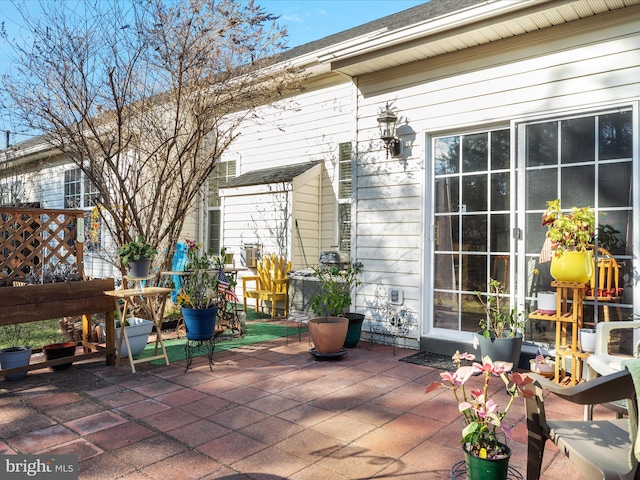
585, 321, 640, 419
587, 321, 640, 378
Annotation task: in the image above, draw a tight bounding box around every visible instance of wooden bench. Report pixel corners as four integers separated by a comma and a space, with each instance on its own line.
242, 254, 291, 319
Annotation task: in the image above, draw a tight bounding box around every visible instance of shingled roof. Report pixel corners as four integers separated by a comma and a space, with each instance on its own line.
221, 160, 322, 189
279, 0, 485, 60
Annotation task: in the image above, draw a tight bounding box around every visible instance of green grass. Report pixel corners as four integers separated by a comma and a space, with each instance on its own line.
0, 319, 68, 349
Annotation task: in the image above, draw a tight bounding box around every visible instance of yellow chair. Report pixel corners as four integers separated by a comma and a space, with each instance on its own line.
242, 254, 291, 319
585, 247, 622, 322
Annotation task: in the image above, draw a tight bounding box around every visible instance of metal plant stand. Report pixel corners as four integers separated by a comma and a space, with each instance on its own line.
368, 305, 415, 355
184, 338, 216, 372
449, 460, 523, 479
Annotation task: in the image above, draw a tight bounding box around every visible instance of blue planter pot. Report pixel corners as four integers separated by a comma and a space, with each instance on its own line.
182, 307, 218, 340
0, 346, 33, 381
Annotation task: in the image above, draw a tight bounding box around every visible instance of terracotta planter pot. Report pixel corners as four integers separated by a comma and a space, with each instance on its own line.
309, 317, 348, 354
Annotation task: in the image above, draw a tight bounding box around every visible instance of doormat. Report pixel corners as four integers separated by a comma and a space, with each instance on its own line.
139, 321, 305, 365
400, 351, 457, 371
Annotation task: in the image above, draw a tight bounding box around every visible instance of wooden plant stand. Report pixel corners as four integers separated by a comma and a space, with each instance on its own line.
0, 278, 116, 378
529, 281, 587, 385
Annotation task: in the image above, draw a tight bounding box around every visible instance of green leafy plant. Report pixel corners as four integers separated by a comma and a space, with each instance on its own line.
311, 262, 363, 317
476, 279, 523, 338
116, 236, 157, 265
426, 351, 533, 460
175, 240, 221, 309
596, 224, 625, 254
542, 199, 595, 255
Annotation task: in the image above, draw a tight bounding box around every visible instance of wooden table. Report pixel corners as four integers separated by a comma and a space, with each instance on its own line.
104, 286, 172, 373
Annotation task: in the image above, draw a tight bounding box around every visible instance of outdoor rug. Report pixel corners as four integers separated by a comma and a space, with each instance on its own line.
400, 351, 458, 371
138, 321, 306, 365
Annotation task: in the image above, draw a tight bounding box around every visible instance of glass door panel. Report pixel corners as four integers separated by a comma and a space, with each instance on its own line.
521, 109, 635, 344
432, 129, 511, 332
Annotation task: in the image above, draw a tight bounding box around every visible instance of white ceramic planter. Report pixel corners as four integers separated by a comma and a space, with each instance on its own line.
537, 292, 557, 314
101, 318, 153, 358
580, 328, 597, 353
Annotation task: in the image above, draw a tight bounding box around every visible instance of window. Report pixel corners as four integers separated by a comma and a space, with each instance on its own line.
64, 168, 98, 209
0, 181, 23, 206
338, 142, 352, 252
64, 167, 101, 250
432, 129, 511, 332
207, 160, 236, 254
521, 109, 634, 340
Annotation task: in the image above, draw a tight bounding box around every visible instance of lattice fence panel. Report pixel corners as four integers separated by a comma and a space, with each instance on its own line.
0, 207, 84, 282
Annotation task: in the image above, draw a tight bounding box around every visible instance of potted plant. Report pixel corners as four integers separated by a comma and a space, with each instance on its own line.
175, 240, 221, 340
42, 342, 77, 370
542, 199, 595, 283
310, 262, 363, 353
0, 324, 33, 381
475, 279, 524, 367
426, 351, 534, 480
116, 236, 158, 278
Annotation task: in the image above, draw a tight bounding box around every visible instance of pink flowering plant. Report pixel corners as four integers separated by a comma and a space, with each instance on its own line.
426, 351, 534, 459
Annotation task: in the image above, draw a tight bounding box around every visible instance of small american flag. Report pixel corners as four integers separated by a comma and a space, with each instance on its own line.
535, 348, 544, 364
218, 268, 238, 301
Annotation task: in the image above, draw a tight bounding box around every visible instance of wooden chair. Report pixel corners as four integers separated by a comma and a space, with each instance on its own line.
242, 254, 291, 318
586, 247, 623, 322
525, 369, 639, 480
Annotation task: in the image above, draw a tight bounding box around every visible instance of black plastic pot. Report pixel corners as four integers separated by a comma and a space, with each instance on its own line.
343, 312, 365, 348
43, 342, 77, 371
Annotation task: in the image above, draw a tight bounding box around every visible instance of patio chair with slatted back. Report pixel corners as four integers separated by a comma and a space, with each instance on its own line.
525, 368, 639, 480
242, 254, 291, 318
586, 247, 623, 322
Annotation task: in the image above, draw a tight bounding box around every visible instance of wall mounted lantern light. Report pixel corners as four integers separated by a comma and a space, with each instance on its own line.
377, 103, 402, 158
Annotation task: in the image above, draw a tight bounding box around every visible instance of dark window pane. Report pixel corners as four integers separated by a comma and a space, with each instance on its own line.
434, 254, 458, 289
461, 293, 482, 332
526, 169, 558, 210
462, 174, 487, 212
597, 210, 631, 255
435, 177, 459, 213
490, 255, 510, 289
527, 122, 558, 167
490, 214, 510, 252
433, 291, 459, 330
461, 255, 487, 292
560, 165, 595, 207
525, 212, 548, 256
490, 172, 510, 211
599, 162, 632, 208
561, 116, 594, 164
462, 215, 487, 252
435, 137, 459, 174
435, 215, 458, 252
491, 129, 510, 170
462, 133, 488, 173
600, 111, 632, 160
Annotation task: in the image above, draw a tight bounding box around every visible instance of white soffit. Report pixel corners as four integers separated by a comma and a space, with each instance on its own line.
317, 0, 640, 77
